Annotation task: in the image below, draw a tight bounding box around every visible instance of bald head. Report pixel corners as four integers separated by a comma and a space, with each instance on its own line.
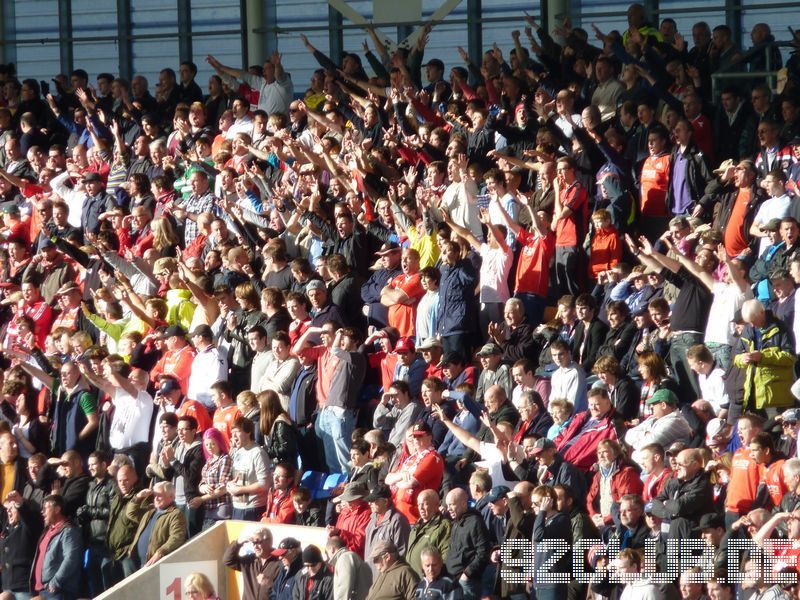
417, 489, 441, 521
445, 488, 468, 519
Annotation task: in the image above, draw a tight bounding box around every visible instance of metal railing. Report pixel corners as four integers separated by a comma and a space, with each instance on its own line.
710, 40, 795, 98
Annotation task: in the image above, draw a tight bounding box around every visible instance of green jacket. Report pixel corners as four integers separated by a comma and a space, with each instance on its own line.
106, 488, 140, 560
405, 513, 451, 577
733, 316, 796, 410
126, 497, 187, 562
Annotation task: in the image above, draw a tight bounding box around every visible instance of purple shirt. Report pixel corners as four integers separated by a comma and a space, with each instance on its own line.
670, 151, 692, 215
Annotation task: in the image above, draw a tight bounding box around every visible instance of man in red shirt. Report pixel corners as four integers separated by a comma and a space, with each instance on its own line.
329, 481, 372, 558
725, 413, 764, 528
553, 157, 587, 298
211, 380, 242, 446
496, 191, 555, 326
150, 325, 196, 395
381, 249, 425, 338
723, 160, 760, 258
261, 462, 297, 524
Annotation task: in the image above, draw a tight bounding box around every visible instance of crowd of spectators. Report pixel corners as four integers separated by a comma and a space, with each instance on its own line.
2, 3, 800, 599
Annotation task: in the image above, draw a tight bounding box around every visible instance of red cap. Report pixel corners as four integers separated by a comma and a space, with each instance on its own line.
394, 337, 416, 354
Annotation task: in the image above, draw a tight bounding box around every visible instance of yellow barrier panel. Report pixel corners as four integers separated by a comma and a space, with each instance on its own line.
96, 521, 329, 600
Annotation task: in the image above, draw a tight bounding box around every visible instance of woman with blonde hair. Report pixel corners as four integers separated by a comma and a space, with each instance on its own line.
257, 390, 298, 466
184, 572, 219, 599
151, 216, 180, 257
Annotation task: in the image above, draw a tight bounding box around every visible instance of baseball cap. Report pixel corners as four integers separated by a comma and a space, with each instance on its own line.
705, 417, 726, 447
485, 485, 511, 504
332, 482, 368, 504
417, 337, 442, 351
764, 218, 783, 233
531, 437, 557, 454
476, 343, 503, 357
271, 537, 301, 557
306, 279, 326, 293
645, 389, 678, 406
783, 409, 800, 424
364, 485, 392, 503
1, 203, 20, 216
55, 282, 80, 296
302, 545, 324, 565
375, 241, 401, 256
370, 540, 398, 561
394, 337, 416, 354
666, 441, 687, 456
157, 377, 182, 396
190, 324, 213, 339
439, 351, 464, 367
82, 172, 102, 183
411, 421, 433, 437
159, 325, 186, 339
698, 513, 725, 531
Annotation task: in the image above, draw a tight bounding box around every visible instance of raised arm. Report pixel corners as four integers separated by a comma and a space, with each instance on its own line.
206, 55, 243, 81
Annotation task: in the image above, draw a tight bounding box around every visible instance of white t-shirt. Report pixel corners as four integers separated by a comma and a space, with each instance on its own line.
753, 194, 791, 255
109, 388, 154, 449
698, 368, 730, 415
230, 444, 270, 509
479, 243, 512, 303
477, 441, 517, 489
188, 345, 229, 410
705, 281, 752, 346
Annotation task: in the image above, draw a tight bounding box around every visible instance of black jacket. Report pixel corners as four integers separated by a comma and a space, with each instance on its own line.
291, 565, 333, 600
597, 320, 637, 362
163, 442, 205, 502
0, 501, 42, 592
265, 419, 299, 465
495, 496, 535, 597
60, 473, 91, 519
529, 453, 588, 506
653, 470, 714, 526
532, 510, 572, 586
445, 508, 491, 580
608, 375, 640, 421
329, 272, 367, 335
572, 318, 609, 372
80, 474, 115, 545
699, 179, 767, 255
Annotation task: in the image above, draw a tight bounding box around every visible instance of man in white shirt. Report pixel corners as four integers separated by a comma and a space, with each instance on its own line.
187, 324, 228, 412
549, 339, 587, 413
79, 360, 153, 478
626, 389, 692, 468
208, 52, 293, 117
687, 344, 730, 417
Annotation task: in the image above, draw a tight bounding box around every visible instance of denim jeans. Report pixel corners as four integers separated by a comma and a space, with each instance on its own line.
316, 405, 355, 473
669, 332, 704, 403
706, 342, 732, 371
514, 292, 547, 328
458, 577, 481, 600
232, 506, 263, 521
101, 555, 137, 589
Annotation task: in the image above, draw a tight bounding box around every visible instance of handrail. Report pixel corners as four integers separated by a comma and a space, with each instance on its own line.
709, 39, 793, 97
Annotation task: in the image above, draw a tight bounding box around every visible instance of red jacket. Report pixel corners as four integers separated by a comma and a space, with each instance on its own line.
334, 501, 371, 558
555, 409, 621, 472
586, 461, 644, 525
643, 468, 673, 502
261, 486, 296, 524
